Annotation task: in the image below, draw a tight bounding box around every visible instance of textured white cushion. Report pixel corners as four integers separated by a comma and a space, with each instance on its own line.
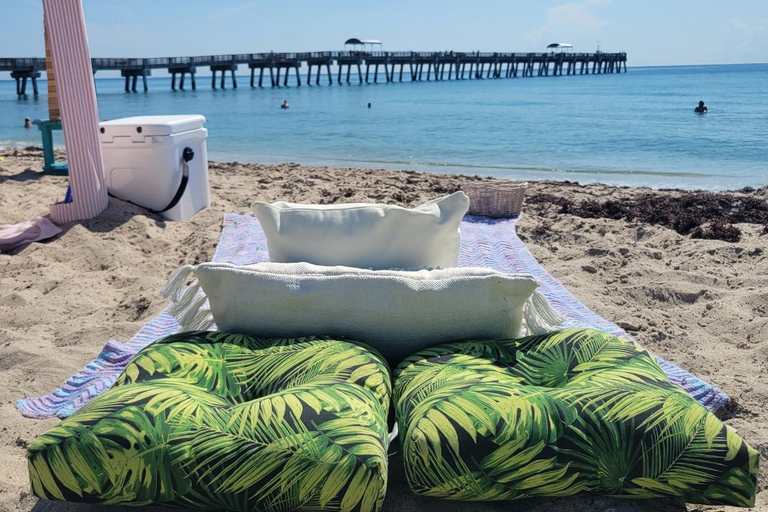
251, 192, 470, 270
163, 262, 563, 363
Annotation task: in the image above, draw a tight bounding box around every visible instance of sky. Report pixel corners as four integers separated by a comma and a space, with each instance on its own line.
1, 0, 767, 74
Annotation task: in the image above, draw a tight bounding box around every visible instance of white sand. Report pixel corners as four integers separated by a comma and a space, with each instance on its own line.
1, 147, 766, 512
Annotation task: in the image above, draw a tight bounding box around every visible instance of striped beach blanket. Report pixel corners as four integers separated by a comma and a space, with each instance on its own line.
16, 213, 729, 419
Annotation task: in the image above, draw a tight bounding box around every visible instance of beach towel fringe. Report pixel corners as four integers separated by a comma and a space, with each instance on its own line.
162, 265, 215, 331
168, 283, 201, 317
177, 291, 209, 328
524, 290, 564, 335
161, 265, 197, 302
185, 306, 216, 331
168, 284, 215, 332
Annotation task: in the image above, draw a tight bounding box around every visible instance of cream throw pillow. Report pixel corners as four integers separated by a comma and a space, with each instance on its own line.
251, 192, 470, 270
162, 262, 563, 364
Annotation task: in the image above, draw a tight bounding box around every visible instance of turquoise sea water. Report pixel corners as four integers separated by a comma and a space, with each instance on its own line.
1, 64, 766, 190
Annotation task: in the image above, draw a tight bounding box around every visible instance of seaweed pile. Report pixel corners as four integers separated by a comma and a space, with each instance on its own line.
526, 190, 768, 242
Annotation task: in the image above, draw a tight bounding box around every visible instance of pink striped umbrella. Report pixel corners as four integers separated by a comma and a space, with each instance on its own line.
43, 0, 108, 224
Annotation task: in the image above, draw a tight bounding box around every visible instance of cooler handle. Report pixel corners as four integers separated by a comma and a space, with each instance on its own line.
152, 147, 194, 214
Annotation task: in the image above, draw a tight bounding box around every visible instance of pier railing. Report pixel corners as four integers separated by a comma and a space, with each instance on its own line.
1, 57, 45, 70
91, 58, 145, 70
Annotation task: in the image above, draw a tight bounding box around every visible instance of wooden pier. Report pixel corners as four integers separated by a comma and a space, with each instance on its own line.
1, 51, 627, 96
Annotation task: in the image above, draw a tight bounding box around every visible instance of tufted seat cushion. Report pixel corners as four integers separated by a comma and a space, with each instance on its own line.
27, 331, 391, 512
394, 328, 759, 507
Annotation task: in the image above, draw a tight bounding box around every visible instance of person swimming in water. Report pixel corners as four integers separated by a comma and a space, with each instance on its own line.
281, 100, 290, 110
24, 118, 32, 129
694, 100, 708, 113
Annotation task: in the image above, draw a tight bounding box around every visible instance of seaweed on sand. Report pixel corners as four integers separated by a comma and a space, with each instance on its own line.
526, 190, 768, 243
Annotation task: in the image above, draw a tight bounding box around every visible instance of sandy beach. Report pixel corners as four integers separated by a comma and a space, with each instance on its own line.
1, 146, 766, 512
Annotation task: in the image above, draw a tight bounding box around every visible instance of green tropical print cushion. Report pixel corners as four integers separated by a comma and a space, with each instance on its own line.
28, 331, 391, 512
394, 328, 759, 507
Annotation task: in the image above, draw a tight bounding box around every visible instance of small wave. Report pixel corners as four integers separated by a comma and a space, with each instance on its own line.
0, 140, 38, 150
326, 156, 744, 180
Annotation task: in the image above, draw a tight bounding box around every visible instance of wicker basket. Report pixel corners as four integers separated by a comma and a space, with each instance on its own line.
462, 182, 526, 218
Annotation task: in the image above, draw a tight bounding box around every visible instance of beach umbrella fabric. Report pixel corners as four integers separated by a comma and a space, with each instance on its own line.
43, 0, 108, 224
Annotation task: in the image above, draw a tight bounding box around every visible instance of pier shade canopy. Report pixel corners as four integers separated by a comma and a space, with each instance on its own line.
547, 43, 573, 51
344, 38, 383, 50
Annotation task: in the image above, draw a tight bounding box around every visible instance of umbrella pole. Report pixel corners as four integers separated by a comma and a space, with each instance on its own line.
44, 17, 60, 122
37, 14, 68, 176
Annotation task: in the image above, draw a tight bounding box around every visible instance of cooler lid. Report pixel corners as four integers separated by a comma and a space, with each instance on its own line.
99, 115, 206, 141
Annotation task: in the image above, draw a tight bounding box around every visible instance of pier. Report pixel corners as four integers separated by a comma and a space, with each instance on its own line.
5, 58, 43, 96
1, 51, 626, 96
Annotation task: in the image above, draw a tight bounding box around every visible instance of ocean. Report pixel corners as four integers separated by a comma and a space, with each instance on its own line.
1, 63, 766, 190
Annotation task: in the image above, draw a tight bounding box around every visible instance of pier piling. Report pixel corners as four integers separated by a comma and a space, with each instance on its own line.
168, 58, 196, 91
8, 58, 42, 97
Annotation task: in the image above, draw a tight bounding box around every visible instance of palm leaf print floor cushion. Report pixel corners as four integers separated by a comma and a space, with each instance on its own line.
27, 331, 391, 512
394, 328, 758, 507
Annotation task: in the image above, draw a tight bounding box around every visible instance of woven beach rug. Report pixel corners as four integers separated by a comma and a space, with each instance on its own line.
16, 213, 728, 419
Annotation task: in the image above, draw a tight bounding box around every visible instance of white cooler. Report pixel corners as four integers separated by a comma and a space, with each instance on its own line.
99, 115, 210, 221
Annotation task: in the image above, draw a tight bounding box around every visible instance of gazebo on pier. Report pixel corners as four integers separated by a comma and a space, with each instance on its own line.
546, 43, 573, 53
344, 38, 383, 51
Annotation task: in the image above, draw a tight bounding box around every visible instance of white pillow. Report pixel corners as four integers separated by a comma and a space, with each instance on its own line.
251, 192, 470, 270
162, 262, 563, 364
